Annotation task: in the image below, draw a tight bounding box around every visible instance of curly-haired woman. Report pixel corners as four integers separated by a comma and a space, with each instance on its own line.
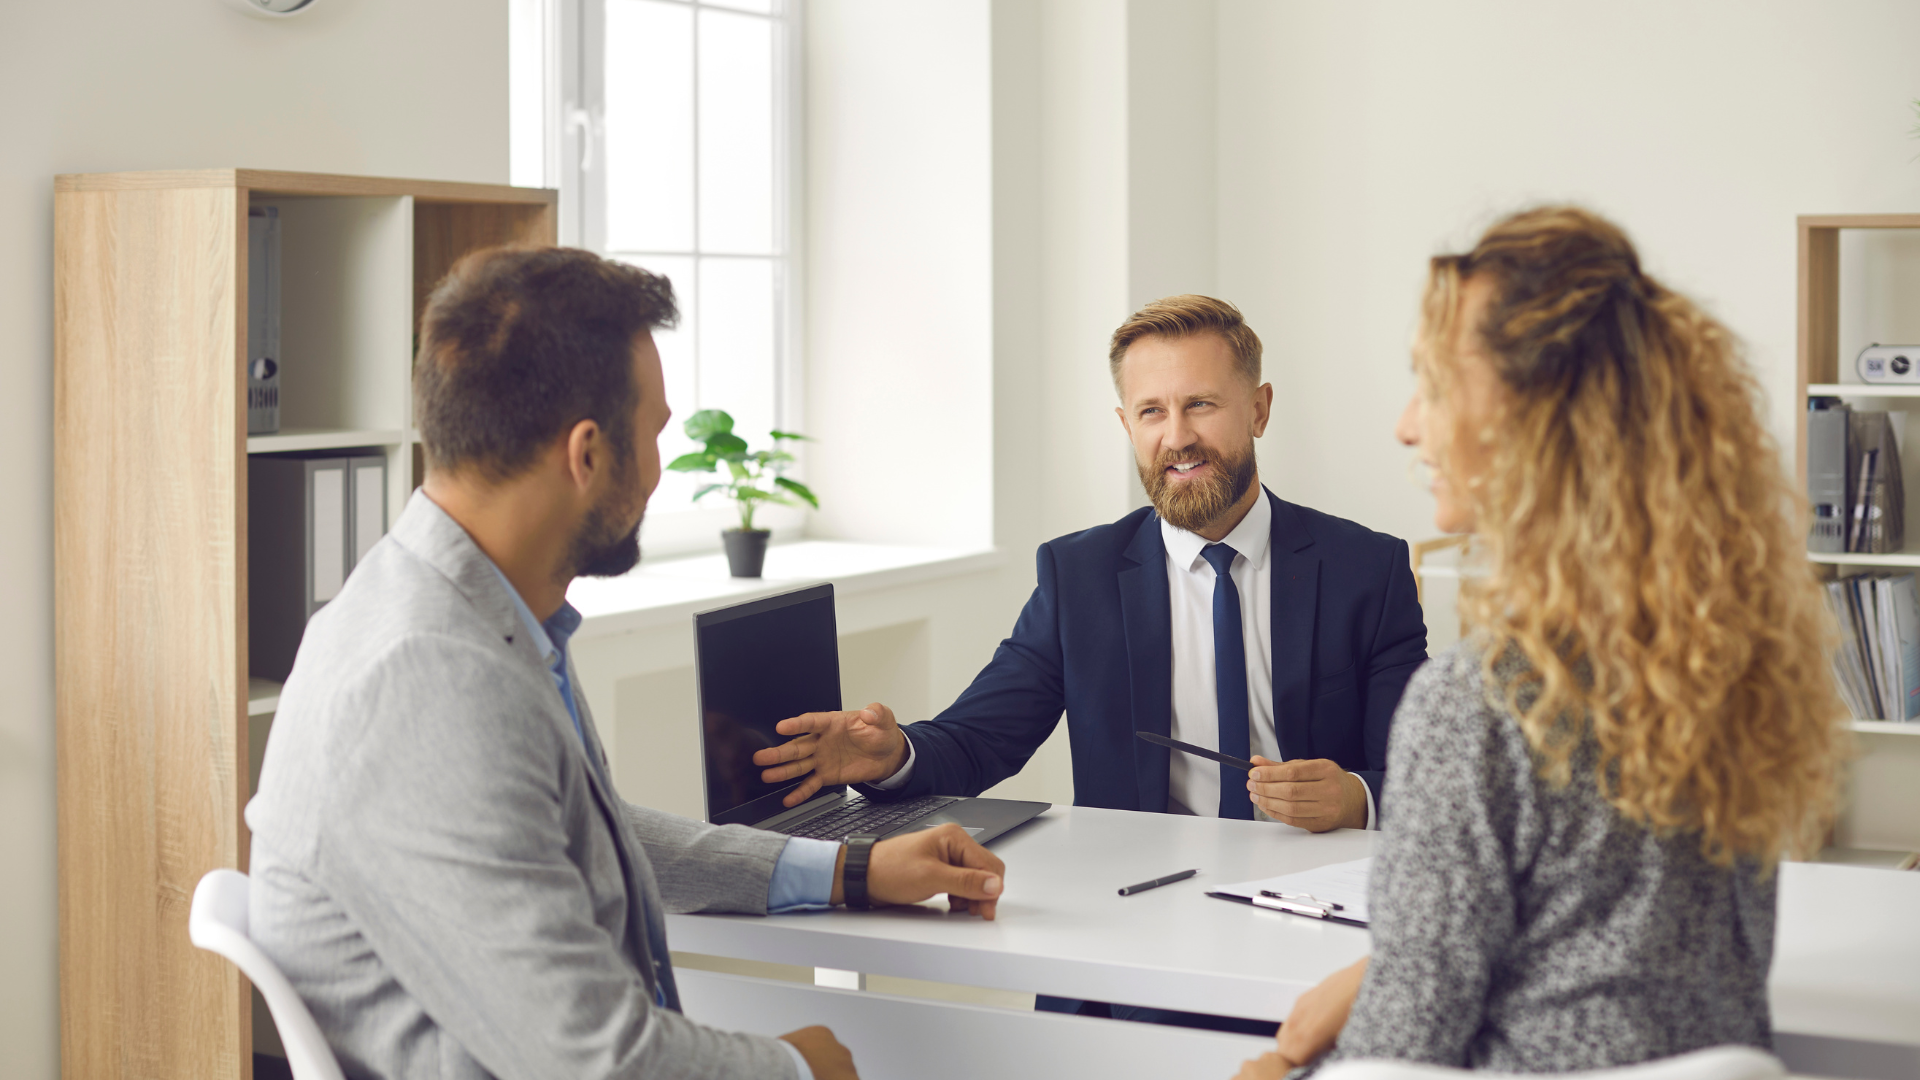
1238, 206, 1850, 1077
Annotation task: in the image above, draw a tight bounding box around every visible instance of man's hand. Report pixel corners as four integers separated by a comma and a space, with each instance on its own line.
1247, 757, 1367, 832
831, 823, 1006, 920
752, 703, 909, 808
779, 1025, 858, 1080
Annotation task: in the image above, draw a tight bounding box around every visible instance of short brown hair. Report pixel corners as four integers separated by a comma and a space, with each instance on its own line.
414, 246, 677, 482
1108, 294, 1262, 391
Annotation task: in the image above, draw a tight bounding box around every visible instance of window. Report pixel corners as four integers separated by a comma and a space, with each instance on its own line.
511, 0, 800, 553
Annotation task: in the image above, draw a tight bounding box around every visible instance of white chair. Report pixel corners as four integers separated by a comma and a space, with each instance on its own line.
188, 869, 346, 1080
1317, 1046, 1786, 1080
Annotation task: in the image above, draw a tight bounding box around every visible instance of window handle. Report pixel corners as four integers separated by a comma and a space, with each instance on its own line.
564, 105, 601, 171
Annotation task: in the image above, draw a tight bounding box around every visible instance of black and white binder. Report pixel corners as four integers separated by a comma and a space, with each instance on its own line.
248, 453, 390, 682
1807, 399, 1849, 553
246, 207, 282, 435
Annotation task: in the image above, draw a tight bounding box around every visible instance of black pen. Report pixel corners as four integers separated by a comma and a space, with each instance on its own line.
1118, 869, 1199, 896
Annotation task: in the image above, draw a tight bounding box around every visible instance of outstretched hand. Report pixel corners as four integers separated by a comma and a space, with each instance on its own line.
839, 822, 1007, 920
752, 703, 909, 808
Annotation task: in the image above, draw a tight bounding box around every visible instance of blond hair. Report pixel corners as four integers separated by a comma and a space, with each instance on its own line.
1109, 294, 1262, 390
1420, 206, 1848, 866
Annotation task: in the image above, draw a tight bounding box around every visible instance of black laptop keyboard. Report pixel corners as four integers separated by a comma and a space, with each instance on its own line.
780, 795, 955, 841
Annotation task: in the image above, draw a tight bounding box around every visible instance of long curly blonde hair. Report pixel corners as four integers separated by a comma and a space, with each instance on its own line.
1419, 206, 1848, 866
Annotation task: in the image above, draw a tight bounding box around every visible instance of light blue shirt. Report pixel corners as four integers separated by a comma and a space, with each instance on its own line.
487, 561, 836, 1079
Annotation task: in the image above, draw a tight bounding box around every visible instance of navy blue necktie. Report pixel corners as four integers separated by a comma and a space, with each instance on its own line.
1202, 543, 1255, 820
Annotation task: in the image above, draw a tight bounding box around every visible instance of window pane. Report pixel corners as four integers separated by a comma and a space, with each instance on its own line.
618, 255, 701, 508
698, 257, 777, 449
606, 0, 694, 252
698, 9, 775, 255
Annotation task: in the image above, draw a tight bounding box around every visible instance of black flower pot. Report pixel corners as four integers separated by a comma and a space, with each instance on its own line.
722, 528, 772, 578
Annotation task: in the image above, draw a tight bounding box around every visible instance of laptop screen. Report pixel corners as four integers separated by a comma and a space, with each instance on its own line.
694, 584, 844, 826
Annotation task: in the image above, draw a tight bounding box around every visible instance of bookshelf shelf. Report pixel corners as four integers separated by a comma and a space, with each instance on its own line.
54, 169, 555, 1080
1807, 383, 1920, 398
1805, 550, 1920, 567
246, 427, 406, 454
1851, 719, 1920, 736
247, 678, 282, 717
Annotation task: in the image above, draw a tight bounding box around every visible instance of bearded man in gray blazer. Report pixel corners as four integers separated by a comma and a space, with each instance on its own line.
246, 247, 1006, 1080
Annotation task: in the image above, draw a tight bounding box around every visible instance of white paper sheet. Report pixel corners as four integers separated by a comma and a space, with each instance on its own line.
1210, 856, 1373, 924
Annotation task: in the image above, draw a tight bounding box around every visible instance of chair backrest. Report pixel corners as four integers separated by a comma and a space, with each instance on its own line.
188, 869, 346, 1080
1317, 1045, 1785, 1080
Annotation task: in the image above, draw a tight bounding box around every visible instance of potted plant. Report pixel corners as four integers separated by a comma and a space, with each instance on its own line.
667, 409, 818, 577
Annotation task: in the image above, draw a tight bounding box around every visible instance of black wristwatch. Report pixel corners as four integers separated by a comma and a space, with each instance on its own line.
842, 835, 878, 910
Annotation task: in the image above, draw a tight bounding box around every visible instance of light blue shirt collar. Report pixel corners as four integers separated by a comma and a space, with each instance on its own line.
486, 560, 582, 668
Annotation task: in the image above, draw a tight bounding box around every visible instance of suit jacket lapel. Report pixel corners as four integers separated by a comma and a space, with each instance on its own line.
1118, 512, 1173, 813
1267, 490, 1319, 763
573, 678, 678, 1008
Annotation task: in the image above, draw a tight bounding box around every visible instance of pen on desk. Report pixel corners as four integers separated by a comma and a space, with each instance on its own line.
1118, 869, 1199, 896
1259, 889, 1344, 911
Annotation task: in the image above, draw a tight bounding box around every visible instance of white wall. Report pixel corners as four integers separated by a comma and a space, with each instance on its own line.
802, 0, 995, 550
1216, 0, 1920, 545
0, 2, 506, 1075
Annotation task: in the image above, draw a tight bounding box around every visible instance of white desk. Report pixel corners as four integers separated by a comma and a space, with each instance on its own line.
671, 806, 1920, 1076
670, 806, 1376, 1020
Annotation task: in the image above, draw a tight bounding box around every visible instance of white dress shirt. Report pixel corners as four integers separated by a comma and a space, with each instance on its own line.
1163, 495, 1373, 828
878, 494, 1374, 830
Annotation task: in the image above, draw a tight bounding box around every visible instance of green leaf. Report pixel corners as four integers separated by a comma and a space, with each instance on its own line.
710, 432, 750, 461
684, 409, 734, 442
769, 429, 811, 442
691, 483, 726, 502
774, 476, 819, 509
667, 451, 717, 473
734, 485, 774, 503
758, 450, 796, 467
727, 459, 750, 482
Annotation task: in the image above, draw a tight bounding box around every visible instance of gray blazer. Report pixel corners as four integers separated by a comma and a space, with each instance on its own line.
247, 492, 801, 1080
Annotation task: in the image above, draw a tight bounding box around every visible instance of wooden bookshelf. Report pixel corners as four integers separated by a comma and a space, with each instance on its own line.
1794, 213, 1920, 858
53, 170, 555, 1080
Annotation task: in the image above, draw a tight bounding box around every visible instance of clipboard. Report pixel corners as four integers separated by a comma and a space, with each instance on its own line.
1206, 890, 1370, 929
1206, 856, 1373, 928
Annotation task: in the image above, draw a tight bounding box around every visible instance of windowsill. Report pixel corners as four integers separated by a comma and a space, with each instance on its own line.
567, 540, 1005, 640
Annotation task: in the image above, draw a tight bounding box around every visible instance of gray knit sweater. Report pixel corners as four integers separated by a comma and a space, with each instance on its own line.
1327, 643, 1775, 1071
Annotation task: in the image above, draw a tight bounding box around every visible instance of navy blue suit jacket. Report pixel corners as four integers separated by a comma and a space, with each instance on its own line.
867, 489, 1428, 813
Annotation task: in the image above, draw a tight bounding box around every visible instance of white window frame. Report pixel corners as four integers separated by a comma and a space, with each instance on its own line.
511, 0, 807, 558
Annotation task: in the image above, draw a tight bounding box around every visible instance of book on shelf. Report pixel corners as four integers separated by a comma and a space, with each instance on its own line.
1805, 400, 1905, 555
1808, 399, 1849, 552
1823, 573, 1920, 722
246, 207, 282, 436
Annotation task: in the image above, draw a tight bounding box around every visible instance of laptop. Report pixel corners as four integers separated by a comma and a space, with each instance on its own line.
694, 584, 1049, 844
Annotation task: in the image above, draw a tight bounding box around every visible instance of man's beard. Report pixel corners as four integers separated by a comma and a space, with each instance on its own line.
570, 486, 644, 579
1138, 440, 1258, 533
